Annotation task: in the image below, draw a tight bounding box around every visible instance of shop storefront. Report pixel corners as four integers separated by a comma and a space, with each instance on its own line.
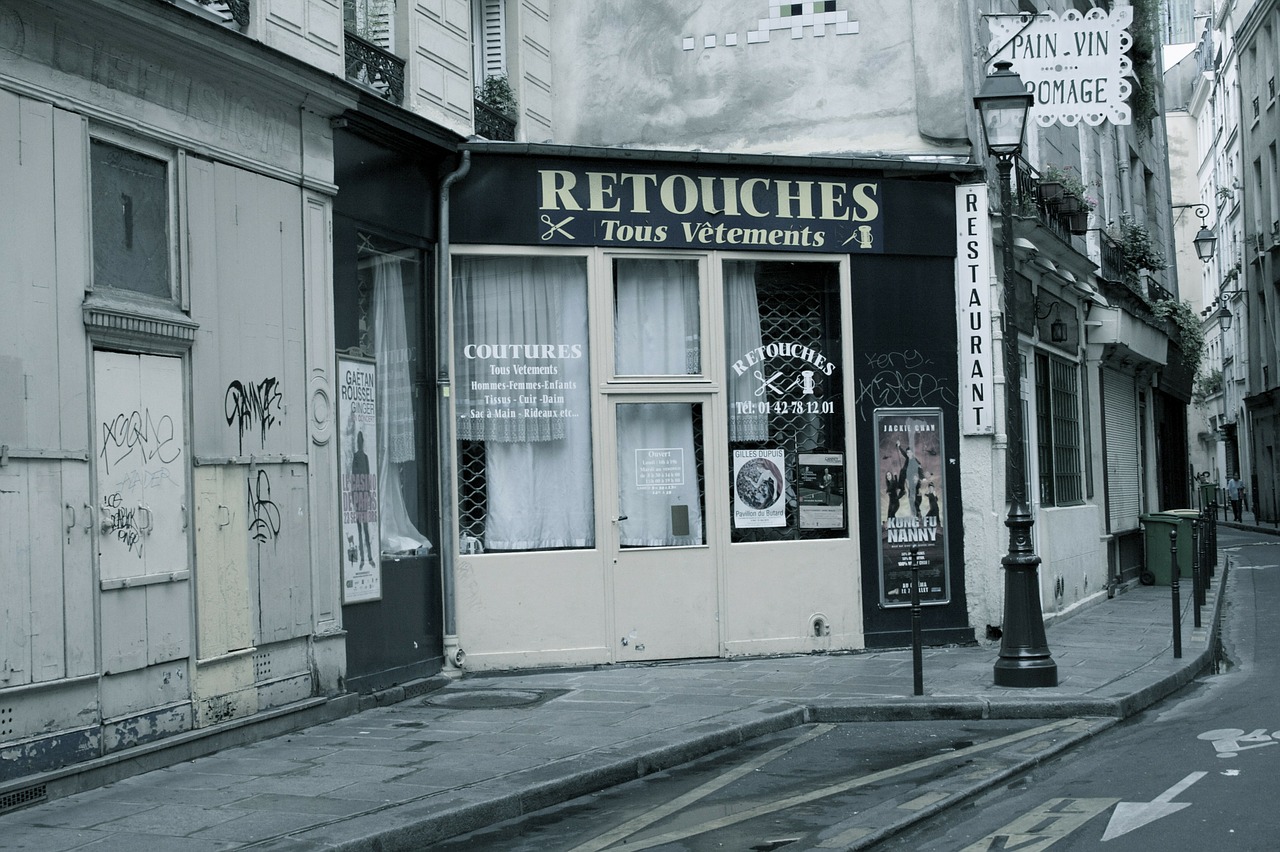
446, 146, 975, 669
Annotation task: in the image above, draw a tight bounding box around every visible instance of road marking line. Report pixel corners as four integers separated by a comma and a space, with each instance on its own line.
593, 718, 1083, 851
899, 790, 951, 810
1101, 771, 1206, 841
566, 723, 835, 852
959, 798, 1119, 851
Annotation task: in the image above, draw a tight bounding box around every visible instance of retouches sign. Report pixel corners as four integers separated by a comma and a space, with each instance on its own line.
451, 156, 891, 253
989, 6, 1134, 127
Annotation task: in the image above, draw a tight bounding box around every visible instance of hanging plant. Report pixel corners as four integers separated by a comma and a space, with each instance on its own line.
1042, 164, 1097, 211
1107, 215, 1167, 287
1152, 297, 1204, 377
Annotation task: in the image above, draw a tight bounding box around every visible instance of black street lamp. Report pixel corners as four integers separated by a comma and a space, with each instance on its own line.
1174, 203, 1218, 262
974, 61, 1058, 688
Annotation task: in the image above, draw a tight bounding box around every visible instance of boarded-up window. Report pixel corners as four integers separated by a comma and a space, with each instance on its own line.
90, 140, 170, 299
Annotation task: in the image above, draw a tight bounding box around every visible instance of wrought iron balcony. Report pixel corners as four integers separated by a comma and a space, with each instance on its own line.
163, 0, 249, 29
1011, 157, 1089, 241
344, 31, 404, 104
473, 100, 516, 141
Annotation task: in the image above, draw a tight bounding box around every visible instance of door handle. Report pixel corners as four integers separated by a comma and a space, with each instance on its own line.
137, 505, 154, 535
616, 515, 628, 522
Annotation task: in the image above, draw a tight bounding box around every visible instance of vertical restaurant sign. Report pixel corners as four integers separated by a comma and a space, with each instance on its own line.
957, 184, 995, 435
338, 355, 381, 604
733, 448, 787, 528
875, 408, 950, 607
989, 7, 1134, 127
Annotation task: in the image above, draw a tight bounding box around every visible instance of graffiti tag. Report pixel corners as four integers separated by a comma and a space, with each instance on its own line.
101, 492, 143, 556
99, 409, 181, 475
247, 469, 281, 545
225, 377, 284, 454
856, 350, 957, 419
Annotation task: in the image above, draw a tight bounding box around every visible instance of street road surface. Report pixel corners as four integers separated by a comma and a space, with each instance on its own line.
875, 525, 1279, 851
438, 526, 1271, 851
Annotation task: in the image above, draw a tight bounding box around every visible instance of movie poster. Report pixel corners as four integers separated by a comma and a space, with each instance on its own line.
875, 408, 950, 607
733, 448, 787, 528
338, 355, 381, 603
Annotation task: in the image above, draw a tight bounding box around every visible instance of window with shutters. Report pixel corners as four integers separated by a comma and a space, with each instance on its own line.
345, 0, 395, 48
472, 0, 507, 83
1034, 352, 1084, 507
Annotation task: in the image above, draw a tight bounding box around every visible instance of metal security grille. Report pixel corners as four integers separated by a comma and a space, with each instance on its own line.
458, 440, 488, 548
1035, 352, 1084, 507
731, 263, 844, 542
0, 785, 47, 815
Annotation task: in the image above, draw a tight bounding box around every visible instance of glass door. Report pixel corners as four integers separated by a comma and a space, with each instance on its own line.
609, 396, 719, 660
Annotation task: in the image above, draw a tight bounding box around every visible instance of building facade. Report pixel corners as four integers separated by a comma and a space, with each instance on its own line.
1, 0, 1191, 789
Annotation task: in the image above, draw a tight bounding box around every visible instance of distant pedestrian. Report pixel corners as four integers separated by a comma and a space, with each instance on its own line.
1226, 475, 1243, 522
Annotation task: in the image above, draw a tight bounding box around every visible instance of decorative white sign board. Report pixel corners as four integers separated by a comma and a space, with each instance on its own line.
989, 7, 1134, 127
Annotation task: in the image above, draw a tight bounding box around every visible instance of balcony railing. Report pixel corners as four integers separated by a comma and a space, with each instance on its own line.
344, 31, 404, 104
165, 0, 249, 29
1012, 157, 1090, 241
473, 100, 516, 141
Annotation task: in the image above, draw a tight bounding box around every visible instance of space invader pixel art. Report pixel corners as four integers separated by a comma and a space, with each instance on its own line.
682, 1, 859, 51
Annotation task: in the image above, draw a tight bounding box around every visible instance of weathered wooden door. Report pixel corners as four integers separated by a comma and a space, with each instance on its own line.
94, 350, 191, 678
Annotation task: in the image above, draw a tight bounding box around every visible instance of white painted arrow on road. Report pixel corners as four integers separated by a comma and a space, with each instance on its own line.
1101, 772, 1206, 841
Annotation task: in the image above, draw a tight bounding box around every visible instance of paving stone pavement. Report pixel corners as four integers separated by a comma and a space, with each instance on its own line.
0, 547, 1240, 851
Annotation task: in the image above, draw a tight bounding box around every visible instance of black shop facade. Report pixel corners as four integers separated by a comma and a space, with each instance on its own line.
444, 144, 977, 670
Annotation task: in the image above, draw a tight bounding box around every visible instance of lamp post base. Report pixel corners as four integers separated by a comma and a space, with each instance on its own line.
993, 501, 1058, 688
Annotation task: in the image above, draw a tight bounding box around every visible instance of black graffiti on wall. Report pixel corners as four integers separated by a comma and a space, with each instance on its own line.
247, 469, 281, 545
99, 409, 182, 475
855, 350, 957, 419
225, 378, 284, 454
101, 492, 143, 556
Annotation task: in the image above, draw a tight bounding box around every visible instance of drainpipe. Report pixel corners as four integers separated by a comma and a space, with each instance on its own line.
438, 146, 472, 674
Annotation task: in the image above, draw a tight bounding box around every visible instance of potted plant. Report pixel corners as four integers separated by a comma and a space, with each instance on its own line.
1107, 215, 1167, 289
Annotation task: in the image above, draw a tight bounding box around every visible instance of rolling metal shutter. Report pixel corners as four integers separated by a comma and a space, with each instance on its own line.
1103, 368, 1141, 531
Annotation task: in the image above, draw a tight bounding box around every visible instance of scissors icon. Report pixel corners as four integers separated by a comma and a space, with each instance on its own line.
541, 215, 576, 240
753, 370, 786, 397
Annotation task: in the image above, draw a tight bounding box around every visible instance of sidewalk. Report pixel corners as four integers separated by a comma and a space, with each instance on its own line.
0, 555, 1235, 851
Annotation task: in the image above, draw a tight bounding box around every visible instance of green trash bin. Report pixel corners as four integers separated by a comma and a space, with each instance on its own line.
1141, 511, 1197, 585
1199, 482, 1218, 511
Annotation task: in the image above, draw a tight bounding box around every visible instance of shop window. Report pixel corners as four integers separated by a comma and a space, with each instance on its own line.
613, 258, 701, 376
724, 260, 846, 541
1035, 352, 1084, 506
343, 234, 434, 559
454, 255, 594, 551
90, 139, 171, 301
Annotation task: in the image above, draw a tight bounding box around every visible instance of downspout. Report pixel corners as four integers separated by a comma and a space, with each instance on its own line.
438, 146, 472, 674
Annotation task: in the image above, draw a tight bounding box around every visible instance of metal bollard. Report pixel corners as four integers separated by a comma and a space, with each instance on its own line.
910, 548, 923, 696
1191, 518, 1202, 629
1170, 528, 1182, 659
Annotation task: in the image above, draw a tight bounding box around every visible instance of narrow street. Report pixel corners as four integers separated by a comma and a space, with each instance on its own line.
437, 527, 1271, 852
876, 525, 1278, 851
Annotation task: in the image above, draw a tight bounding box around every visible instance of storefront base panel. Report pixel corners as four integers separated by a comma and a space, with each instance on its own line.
724, 541, 863, 653
454, 554, 610, 669
863, 626, 976, 650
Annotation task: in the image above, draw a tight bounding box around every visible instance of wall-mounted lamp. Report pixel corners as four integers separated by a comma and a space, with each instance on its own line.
1173, 202, 1217, 262
1034, 298, 1069, 343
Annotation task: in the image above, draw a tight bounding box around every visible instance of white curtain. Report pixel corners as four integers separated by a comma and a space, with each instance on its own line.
454, 256, 594, 550
370, 254, 432, 555
724, 260, 769, 442
614, 259, 700, 375
612, 260, 703, 547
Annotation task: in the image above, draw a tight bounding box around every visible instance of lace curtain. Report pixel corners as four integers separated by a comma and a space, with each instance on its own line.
369, 253, 432, 555
612, 259, 704, 547
725, 260, 769, 442
454, 256, 595, 550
